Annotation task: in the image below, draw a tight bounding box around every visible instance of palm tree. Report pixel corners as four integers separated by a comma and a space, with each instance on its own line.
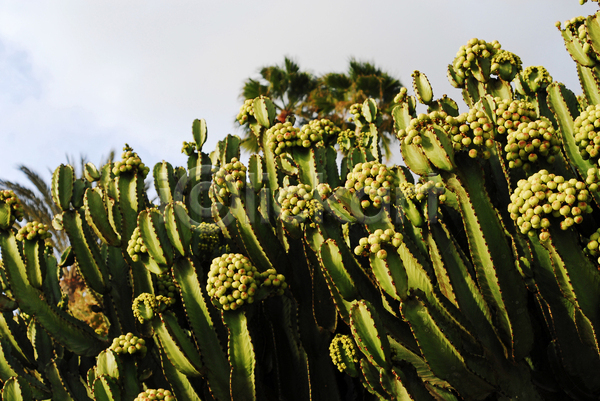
307, 59, 403, 159
238, 57, 318, 152
238, 58, 403, 158
0, 165, 68, 252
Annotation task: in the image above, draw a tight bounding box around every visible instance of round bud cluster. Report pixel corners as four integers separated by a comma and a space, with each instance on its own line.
451, 38, 501, 80
206, 254, 258, 311
132, 293, 174, 324
316, 183, 332, 200
127, 227, 147, 262
213, 158, 247, 199
156, 273, 177, 299
236, 99, 255, 125
329, 334, 360, 377
266, 122, 302, 155
354, 228, 404, 260
494, 99, 537, 137
83, 162, 101, 183
344, 162, 398, 209
16, 221, 51, 241
562, 17, 597, 61
397, 110, 449, 146
193, 222, 221, 255
574, 104, 600, 162
112, 144, 150, 177
298, 119, 340, 148
133, 388, 175, 401
445, 108, 494, 159
258, 268, 288, 296
181, 141, 196, 156
414, 181, 447, 203
109, 333, 147, 356
507, 170, 593, 239
518, 66, 553, 93
0, 190, 24, 228
278, 184, 313, 223
305, 199, 325, 228
349, 103, 364, 124
393, 87, 408, 104
504, 118, 561, 170
586, 167, 600, 191
399, 182, 416, 200
337, 128, 356, 154
585, 228, 600, 264
490, 49, 522, 81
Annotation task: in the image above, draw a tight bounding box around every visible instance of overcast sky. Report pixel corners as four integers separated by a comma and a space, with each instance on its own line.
0, 1, 597, 185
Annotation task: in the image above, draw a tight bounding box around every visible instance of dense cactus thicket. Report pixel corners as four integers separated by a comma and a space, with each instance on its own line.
4, 4, 600, 401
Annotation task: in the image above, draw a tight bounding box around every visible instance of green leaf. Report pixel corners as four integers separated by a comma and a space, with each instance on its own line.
164, 201, 192, 257
359, 358, 387, 398
2, 376, 33, 401
248, 154, 264, 193
156, 345, 202, 401
350, 300, 391, 370
192, 118, 208, 150
438, 95, 460, 117
291, 147, 321, 189
586, 13, 600, 59
368, 245, 408, 301
138, 208, 173, 268
0, 313, 34, 368
0, 231, 105, 357
71, 178, 87, 209
392, 102, 412, 132
51, 164, 74, 211
93, 375, 121, 401
223, 311, 256, 401
253, 97, 276, 128
401, 296, 495, 400
172, 258, 230, 400
153, 161, 176, 205
22, 238, 45, 290
561, 27, 596, 67
445, 159, 533, 360
400, 140, 433, 176
362, 98, 378, 123
428, 222, 504, 357
45, 361, 79, 401
420, 125, 455, 172
326, 188, 358, 224
412, 70, 433, 105
62, 210, 108, 294
577, 64, 600, 106
154, 311, 203, 377
319, 239, 359, 300
544, 227, 600, 336
96, 350, 121, 383
84, 187, 121, 246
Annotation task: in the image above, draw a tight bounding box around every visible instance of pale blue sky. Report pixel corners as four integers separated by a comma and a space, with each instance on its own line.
0, 1, 597, 183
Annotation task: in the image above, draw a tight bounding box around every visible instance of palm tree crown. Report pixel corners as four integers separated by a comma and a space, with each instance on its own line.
238, 58, 403, 158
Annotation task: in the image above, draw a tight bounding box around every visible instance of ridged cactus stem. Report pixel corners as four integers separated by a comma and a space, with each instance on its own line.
443, 154, 534, 360
0, 231, 106, 356
171, 258, 230, 400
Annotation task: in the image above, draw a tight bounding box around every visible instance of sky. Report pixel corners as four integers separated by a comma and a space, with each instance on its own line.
0, 0, 598, 185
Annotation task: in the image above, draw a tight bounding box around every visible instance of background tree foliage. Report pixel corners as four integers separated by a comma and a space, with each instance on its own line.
239, 57, 402, 158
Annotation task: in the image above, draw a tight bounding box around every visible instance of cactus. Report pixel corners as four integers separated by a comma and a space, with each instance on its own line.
4, 3, 600, 401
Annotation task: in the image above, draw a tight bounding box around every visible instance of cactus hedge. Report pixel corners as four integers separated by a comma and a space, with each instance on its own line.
4, 4, 600, 401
